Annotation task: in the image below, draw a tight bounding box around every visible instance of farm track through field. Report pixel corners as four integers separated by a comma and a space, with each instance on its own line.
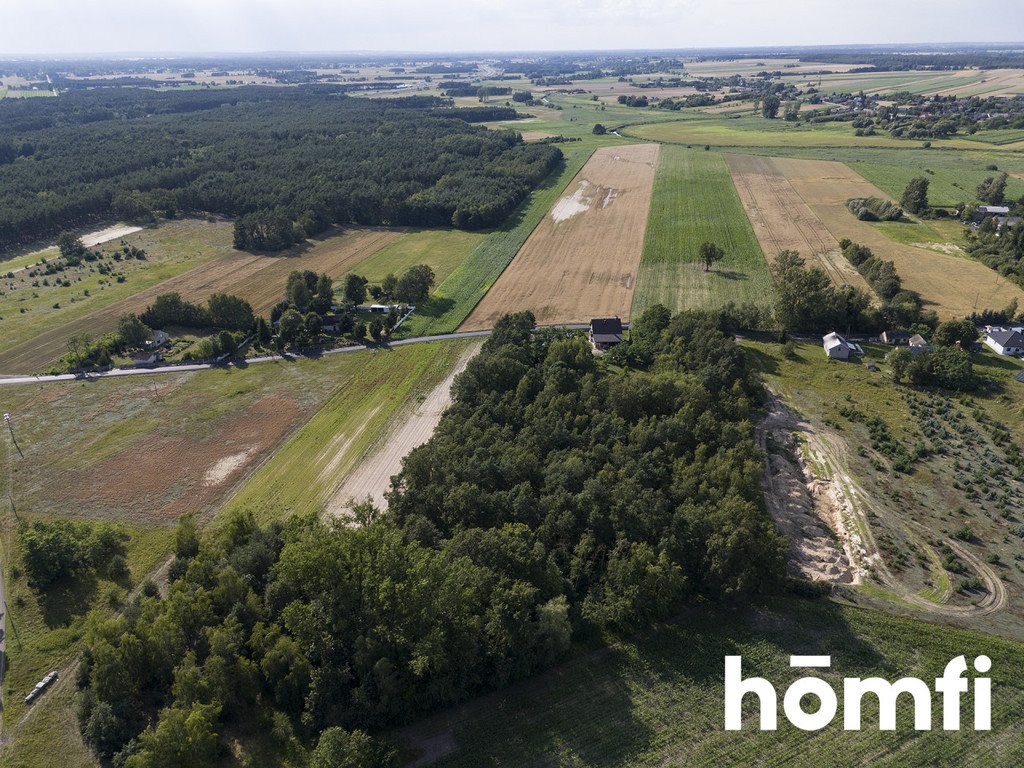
325, 341, 481, 517
0, 228, 401, 374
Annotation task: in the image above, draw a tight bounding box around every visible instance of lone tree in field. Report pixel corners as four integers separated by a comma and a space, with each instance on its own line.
761, 95, 781, 119
699, 242, 725, 272
900, 177, 930, 215
593, 123, 607, 135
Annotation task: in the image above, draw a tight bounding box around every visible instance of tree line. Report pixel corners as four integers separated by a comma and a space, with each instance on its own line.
0, 87, 561, 252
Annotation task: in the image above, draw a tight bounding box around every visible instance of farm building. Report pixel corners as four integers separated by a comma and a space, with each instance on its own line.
321, 314, 345, 333
880, 330, 911, 345
908, 334, 932, 355
145, 330, 171, 349
984, 327, 1024, 356
977, 205, 1011, 218
589, 317, 624, 350
823, 332, 862, 360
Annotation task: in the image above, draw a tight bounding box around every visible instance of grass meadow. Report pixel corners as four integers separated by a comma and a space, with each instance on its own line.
633, 146, 774, 315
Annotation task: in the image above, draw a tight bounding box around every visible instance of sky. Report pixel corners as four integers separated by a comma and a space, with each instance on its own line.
1, 0, 1022, 56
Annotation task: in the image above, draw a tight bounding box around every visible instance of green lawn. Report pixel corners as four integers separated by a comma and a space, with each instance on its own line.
399, 598, 1024, 767
633, 146, 774, 315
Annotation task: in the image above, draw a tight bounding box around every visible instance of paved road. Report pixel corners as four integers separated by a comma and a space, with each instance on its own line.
0, 325, 598, 387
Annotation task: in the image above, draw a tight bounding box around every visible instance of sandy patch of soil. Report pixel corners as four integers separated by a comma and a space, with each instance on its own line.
326, 344, 479, 516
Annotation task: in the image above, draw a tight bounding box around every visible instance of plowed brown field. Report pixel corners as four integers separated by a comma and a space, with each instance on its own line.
461, 144, 659, 330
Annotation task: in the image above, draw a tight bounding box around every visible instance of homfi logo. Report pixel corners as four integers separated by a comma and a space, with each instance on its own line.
724, 655, 991, 731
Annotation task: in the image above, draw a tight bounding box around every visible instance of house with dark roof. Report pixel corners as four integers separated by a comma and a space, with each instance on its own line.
589, 317, 624, 350
908, 334, 932, 355
985, 328, 1024, 357
880, 330, 912, 345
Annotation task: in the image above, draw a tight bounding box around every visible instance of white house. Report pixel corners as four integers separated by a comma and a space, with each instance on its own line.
823, 332, 862, 360
984, 327, 1024, 357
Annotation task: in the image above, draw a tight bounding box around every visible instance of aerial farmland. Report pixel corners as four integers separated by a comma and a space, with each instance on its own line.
4, 37, 1024, 768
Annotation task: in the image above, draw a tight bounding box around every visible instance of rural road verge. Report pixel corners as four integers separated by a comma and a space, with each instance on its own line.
0, 325, 597, 387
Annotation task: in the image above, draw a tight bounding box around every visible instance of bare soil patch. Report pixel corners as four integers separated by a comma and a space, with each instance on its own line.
67, 396, 302, 522
461, 144, 659, 330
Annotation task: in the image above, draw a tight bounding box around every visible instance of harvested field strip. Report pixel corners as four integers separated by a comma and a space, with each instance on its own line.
633, 147, 774, 315
326, 341, 481, 516
769, 156, 1024, 318
216, 339, 477, 524
211, 227, 401, 314
404, 145, 595, 336
724, 154, 871, 292
461, 143, 659, 330
0, 226, 399, 373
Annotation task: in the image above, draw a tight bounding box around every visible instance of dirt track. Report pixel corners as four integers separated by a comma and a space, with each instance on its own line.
762, 390, 1007, 618
325, 342, 480, 516
460, 144, 659, 330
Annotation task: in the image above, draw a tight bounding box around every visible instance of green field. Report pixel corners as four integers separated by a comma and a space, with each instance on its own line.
0, 220, 233, 365
399, 598, 1024, 767
633, 146, 774, 315
215, 340, 476, 523
345, 228, 485, 287
622, 115, 998, 152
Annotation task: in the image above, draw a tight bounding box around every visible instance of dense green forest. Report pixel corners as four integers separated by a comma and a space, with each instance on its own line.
0, 87, 561, 251
70, 309, 785, 766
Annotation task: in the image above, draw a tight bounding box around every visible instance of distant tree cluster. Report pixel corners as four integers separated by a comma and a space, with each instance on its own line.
846, 197, 903, 222
0, 87, 561, 252
140, 291, 254, 333
20, 519, 128, 590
